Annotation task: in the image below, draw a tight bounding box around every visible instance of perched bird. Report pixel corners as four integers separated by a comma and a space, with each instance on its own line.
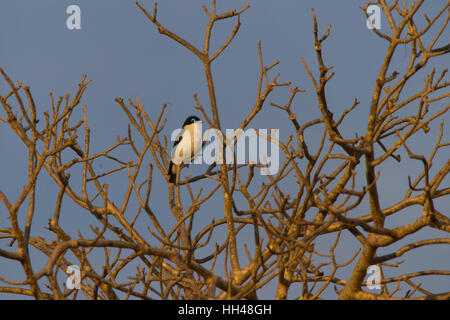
168, 115, 203, 183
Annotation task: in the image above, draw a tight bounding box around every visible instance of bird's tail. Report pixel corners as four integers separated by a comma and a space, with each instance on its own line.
168, 161, 176, 183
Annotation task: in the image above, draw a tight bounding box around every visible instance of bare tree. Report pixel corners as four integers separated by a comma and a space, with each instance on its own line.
0, 0, 449, 300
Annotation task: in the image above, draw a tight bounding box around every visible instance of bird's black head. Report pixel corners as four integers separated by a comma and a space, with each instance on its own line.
182, 115, 201, 128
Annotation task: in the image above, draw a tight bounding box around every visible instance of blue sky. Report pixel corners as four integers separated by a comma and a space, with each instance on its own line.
0, 0, 448, 299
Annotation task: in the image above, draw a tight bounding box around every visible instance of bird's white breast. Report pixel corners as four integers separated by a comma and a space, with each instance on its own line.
172, 122, 202, 165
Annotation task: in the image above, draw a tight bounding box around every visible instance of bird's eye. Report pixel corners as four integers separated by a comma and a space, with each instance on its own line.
191, 118, 196, 123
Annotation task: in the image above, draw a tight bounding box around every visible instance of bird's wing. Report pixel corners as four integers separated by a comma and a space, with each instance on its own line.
173, 133, 183, 147
171, 131, 185, 163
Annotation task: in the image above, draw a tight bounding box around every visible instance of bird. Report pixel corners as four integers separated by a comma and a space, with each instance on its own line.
168, 115, 203, 184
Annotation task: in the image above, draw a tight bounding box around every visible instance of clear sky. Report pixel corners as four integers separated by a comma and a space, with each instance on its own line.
0, 0, 448, 299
